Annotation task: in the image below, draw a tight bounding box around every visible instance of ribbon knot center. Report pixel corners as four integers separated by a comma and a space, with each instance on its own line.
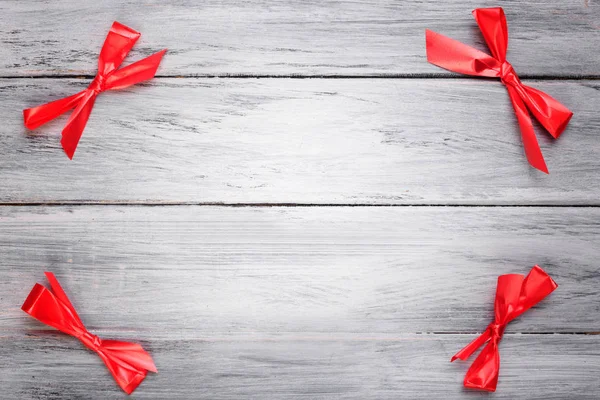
78, 331, 103, 350
88, 75, 107, 94
500, 62, 519, 87
488, 322, 506, 340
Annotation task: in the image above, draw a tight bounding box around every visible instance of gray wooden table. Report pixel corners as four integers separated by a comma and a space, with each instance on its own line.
1, 1, 599, 399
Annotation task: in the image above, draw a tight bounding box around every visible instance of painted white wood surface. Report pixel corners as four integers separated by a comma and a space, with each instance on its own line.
1, 334, 598, 399
0, 206, 598, 333
2, 78, 598, 204
1, 0, 599, 398
1, 205, 599, 398
0, 0, 598, 77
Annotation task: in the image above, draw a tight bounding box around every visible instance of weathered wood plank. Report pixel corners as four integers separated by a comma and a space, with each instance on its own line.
0, 1, 598, 77
1, 206, 598, 333
1, 78, 599, 204
1, 334, 598, 399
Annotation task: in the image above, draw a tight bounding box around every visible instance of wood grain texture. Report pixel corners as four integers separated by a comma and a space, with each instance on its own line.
1, 334, 599, 399
2, 78, 599, 204
0, 0, 598, 77
2, 1, 599, 398
1, 206, 598, 334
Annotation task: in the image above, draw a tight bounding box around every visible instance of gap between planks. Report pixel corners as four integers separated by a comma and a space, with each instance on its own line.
3, 74, 600, 80
12, 330, 600, 337
1, 203, 600, 207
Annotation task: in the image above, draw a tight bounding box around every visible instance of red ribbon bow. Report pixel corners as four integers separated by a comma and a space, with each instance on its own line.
22, 272, 157, 394
426, 8, 573, 173
451, 265, 557, 391
23, 22, 166, 159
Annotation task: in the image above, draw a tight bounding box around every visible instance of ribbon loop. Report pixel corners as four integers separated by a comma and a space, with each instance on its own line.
426, 7, 573, 173
22, 272, 157, 394
97, 21, 141, 76
451, 265, 557, 392
23, 21, 166, 159
472, 7, 508, 62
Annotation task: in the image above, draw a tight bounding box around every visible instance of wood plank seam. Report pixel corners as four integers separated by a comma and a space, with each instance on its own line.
2, 203, 600, 207
3, 74, 600, 79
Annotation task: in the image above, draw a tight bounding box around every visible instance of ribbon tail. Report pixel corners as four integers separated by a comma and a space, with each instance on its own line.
520, 84, 573, 139
97, 340, 157, 394
105, 49, 167, 91
60, 91, 97, 159
505, 85, 549, 173
425, 30, 500, 77
462, 340, 500, 392
23, 90, 87, 130
451, 329, 492, 362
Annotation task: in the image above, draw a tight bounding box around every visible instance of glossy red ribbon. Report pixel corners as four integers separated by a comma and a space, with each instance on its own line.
451, 265, 557, 391
22, 272, 157, 394
426, 8, 573, 173
23, 22, 166, 159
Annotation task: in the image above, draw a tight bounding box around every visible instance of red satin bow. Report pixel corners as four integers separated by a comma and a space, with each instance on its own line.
451, 265, 557, 391
23, 22, 166, 159
426, 8, 573, 173
22, 272, 157, 394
